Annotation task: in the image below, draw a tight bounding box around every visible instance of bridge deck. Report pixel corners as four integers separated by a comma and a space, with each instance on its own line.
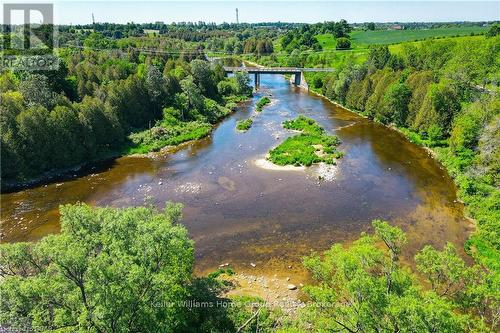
223, 66, 335, 74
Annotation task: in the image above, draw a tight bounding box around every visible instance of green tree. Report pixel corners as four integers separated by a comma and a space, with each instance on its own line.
233, 71, 253, 97
285, 220, 494, 332
405, 71, 435, 128
217, 80, 236, 96
211, 63, 227, 86
180, 75, 205, 118
0, 71, 18, 93
346, 75, 372, 112
77, 96, 124, 157
365, 69, 399, 119
48, 105, 85, 167
383, 82, 412, 126
19, 74, 55, 109
486, 23, 500, 37
0, 203, 194, 332
190, 60, 217, 99
15, 106, 53, 172
336, 37, 351, 50
414, 82, 461, 134
368, 45, 391, 70
331, 19, 352, 38
83, 32, 116, 49
415, 244, 498, 327
0, 92, 25, 178
450, 98, 495, 151
478, 115, 500, 183
106, 75, 154, 129
144, 64, 166, 103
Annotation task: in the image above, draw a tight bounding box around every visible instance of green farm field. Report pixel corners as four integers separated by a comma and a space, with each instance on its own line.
350, 26, 488, 45
309, 28, 488, 68
316, 26, 487, 51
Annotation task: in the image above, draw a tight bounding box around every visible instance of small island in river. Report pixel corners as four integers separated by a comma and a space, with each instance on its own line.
236, 118, 253, 131
255, 96, 271, 112
268, 115, 344, 167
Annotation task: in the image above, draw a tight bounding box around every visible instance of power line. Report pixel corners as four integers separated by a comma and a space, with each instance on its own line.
63, 43, 367, 57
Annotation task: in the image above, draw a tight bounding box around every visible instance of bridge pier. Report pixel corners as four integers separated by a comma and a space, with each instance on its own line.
254, 73, 260, 87
293, 72, 301, 86
223, 66, 333, 90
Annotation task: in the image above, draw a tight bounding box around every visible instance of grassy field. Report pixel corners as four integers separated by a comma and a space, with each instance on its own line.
309, 33, 487, 69
316, 26, 487, 51
388, 34, 486, 53
252, 27, 488, 72
316, 34, 338, 50
127, 120, 212, 154
350, 26, 487, 45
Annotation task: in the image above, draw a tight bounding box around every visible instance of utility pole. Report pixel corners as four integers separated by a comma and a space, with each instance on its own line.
235, 8, 239, 24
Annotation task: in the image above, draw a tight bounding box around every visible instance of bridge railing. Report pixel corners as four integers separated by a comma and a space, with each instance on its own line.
223, 66, 335, 73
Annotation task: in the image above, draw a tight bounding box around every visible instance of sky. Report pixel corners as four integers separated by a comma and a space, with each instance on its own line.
3, 1, 499, 25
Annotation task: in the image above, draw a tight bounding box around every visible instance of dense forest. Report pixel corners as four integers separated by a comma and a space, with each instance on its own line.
0, 37, 253, 187
1, 19, 499, 332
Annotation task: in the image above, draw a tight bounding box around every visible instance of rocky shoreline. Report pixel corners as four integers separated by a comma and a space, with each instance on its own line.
222, 273, 305, 314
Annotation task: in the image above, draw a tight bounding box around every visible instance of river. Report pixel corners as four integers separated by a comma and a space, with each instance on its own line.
0, 74, 472, 279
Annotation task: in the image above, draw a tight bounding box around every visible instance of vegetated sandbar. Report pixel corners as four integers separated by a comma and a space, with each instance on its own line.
266, 115, 343, 168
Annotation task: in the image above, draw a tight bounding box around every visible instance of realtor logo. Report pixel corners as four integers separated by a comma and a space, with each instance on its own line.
3, 3, 55, 51
1, 3, 58, 70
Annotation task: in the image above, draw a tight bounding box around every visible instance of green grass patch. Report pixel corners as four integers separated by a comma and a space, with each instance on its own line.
283, 114, 324, 134
207, 267, 235, 279
236, 118, 253, 132
126, 119, 212, 154
269, 115, 343, 167
316, 33, 337, 50
255, 96, 271, 112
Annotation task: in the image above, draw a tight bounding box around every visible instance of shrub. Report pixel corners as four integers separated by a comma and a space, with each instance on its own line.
336, 37, 351, 50
236, 118, 253, 131
217, 80, 236, 96
255, 96, 271, 112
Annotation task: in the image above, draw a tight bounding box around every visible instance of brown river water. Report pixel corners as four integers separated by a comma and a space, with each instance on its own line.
0, 74, 472, 278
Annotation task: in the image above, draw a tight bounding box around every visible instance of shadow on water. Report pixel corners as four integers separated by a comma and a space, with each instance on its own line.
1, 158, 119, 194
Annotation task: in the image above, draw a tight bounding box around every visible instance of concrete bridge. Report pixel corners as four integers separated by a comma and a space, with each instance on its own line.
223, 66, 335, 88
